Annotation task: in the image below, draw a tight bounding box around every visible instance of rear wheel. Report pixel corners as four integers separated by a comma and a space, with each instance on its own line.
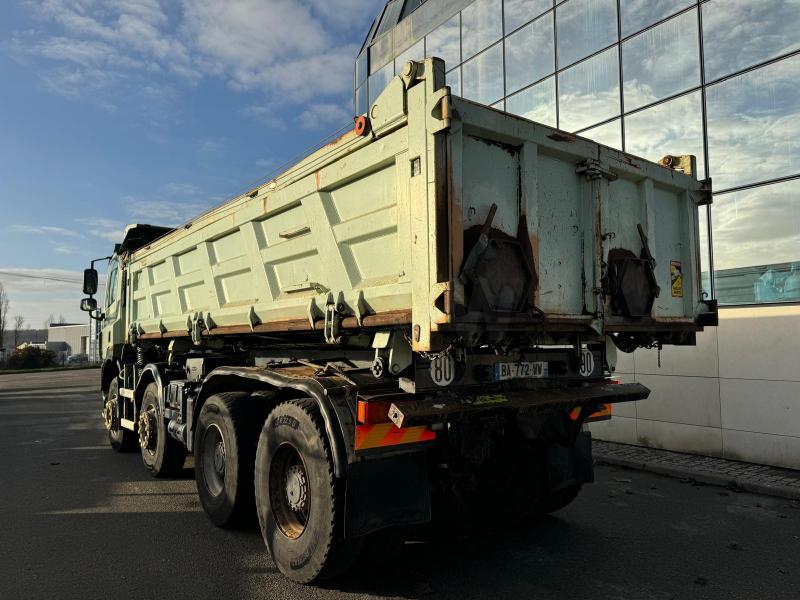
195, 393, 267, 527
103, 379, 137, 452
254, 399, 362, 584
139, 382, 186, 477
536, 484, 582, 514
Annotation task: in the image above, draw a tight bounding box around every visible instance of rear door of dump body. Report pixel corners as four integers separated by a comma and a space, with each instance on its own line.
439, 96, 709, 338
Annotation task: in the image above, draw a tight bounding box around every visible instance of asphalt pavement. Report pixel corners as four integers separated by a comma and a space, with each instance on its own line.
1, 369, 798, 600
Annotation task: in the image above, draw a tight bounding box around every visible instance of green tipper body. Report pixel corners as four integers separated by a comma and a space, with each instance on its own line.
101, 58, 713, 355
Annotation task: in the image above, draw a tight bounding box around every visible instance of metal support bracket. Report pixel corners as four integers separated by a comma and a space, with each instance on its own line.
576, 159, 618, 181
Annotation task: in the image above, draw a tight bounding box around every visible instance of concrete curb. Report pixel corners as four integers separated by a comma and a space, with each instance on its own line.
595, 452, 800, 501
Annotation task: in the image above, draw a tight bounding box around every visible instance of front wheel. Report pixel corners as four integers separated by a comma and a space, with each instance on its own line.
104, 379, 137, 452
254, 399, 362, 584
139, 382, 187, 477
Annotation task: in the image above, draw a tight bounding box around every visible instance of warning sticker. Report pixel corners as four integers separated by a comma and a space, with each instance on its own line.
670, 260, 683, 297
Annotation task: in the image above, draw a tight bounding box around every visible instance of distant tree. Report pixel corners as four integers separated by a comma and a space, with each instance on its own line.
8, 346, 56, 370
44, 314, 55, 328
0, 282, 8, 350
12, 315, 24, 348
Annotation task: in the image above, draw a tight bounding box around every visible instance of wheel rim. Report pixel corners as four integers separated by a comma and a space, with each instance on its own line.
269, 443, 310, 539
201, 424, 226, 497
138, 403, 158, 455
103, 396, 119, 432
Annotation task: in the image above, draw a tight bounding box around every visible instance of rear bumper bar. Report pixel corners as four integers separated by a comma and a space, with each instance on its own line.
388, 382, 650, 428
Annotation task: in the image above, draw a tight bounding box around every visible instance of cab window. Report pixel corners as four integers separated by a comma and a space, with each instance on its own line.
106, 261, 119, 308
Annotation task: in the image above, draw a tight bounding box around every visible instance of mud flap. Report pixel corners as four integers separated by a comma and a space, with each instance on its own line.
548, 432, 594, 491
344, 451, 431, 539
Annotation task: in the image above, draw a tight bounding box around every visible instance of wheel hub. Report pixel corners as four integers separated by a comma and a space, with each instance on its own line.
213, 440, 225, 477
138, 408, 156, 452
103, 399, 117, 431
285, 464, 308, 512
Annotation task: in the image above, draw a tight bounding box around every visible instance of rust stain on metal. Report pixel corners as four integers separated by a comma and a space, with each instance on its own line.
323, 129, 353, 150
547, 132, 576, 143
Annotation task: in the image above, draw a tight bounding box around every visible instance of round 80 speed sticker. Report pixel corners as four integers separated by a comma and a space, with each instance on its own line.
429, 355, 455, 386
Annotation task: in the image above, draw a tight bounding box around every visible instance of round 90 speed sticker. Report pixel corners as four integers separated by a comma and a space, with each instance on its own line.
579, 349, 595, 377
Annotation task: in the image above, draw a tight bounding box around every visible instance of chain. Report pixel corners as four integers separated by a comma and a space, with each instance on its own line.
403, 334, 461, 361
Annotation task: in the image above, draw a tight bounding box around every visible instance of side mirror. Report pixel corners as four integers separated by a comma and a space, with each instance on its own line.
83, 268, 99, 295
80, 297, 97, 312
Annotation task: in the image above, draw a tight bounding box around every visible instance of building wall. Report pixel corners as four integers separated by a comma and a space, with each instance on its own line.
359, 0, 800, 467
591, 305, 800, 469
47, 324, 90, 356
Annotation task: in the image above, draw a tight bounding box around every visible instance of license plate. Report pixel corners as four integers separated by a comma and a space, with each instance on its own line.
494, 361, 549, 381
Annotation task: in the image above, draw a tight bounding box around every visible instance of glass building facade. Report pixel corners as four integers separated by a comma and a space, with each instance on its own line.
355, 0, 800, 306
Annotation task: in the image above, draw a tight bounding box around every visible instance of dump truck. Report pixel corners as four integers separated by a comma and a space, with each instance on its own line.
80, 58, 717, 583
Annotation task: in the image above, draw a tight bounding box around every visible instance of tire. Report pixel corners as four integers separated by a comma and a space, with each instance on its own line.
536, 484, 582, 514
254, 399, 362, 584
104, 379, 138, 452
195, 393, 267, 528
139, 382, 187, 477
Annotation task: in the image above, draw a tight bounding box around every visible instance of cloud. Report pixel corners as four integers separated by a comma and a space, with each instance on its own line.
198, 138, 225, 155
241, 105, 287, 130
162, 182, 201, 197
75, 217, 126, 243
127, 199, 212, 227
0, 267, 106, 328
296, 102, 352, 130
13, 0, 375, 123
10, 224, 82, 238
53, 244, 80, 255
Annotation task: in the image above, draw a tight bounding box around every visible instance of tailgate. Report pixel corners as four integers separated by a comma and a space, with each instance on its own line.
441, 95, 712, 337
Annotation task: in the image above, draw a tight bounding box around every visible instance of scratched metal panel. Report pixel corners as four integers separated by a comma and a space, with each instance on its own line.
127, 104, 414, 336
449, 94, 705, 325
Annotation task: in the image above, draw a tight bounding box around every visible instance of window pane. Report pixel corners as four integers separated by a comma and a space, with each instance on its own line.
426, 14, 461, 71
447, 66, 462, 97
707, 56, 800, 191
462, 42, 504, 105
491, 99, 506, 111
356, 83, 368, 115
401, 0, 424, 20
505, 0, 552, 33
377, 0, 403, 37
558, 47, 620, 131
620, 0, 694, 38
579, 118, 621, 149
462, 0, 503, 60
504, 13, 555, 95
556, 0, 617, 68
506, 76, 556, 127
698, 205, 711, 299
712, 180, 800, 304
624, 91, 705, 178
395, 39, 425, 74
622, 9, 700, 111
356, 51, 368, 86
703, 0, 800, 82
368, 61, 394, 106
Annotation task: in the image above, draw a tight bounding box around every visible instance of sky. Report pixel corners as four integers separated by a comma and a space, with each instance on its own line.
0, 0, 381, 328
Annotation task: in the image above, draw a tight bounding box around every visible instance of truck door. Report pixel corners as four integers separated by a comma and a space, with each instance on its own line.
101, 257, 124, 358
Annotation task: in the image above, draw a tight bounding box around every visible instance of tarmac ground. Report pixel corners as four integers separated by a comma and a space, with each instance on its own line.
1, 369, 798, 600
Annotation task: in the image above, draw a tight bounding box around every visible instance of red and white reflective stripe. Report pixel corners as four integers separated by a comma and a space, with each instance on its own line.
570, 403, 613, 421
355, 423, 435, 451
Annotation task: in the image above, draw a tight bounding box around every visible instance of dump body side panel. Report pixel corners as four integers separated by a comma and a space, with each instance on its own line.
128, 124, 416, 337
